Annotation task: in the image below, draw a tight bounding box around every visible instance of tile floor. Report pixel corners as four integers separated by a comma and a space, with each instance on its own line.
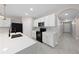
16, 33, 79, 54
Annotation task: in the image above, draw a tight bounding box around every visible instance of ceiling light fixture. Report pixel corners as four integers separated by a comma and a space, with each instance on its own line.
25, 13, 29, 15
65, 13, 69, 15
0, 15, 4, 19
2, 48, 8, 52
30, 8, 34, 11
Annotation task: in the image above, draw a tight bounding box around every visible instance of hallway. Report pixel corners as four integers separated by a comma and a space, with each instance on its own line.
16, 33, 79, 54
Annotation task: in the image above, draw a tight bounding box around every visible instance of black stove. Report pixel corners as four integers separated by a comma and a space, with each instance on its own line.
36, 28, 46, 43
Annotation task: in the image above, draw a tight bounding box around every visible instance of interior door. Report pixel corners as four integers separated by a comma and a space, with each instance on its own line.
63, 22, 72, 33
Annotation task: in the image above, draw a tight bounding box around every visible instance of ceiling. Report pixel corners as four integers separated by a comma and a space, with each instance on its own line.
6, 4, 79, 18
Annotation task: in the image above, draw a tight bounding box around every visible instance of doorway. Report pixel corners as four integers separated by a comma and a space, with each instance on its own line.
63, 21, 72, 33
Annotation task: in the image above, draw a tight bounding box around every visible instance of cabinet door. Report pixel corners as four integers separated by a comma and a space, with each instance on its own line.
45, 14, 55, 27
34, 19, 38, 27
42, 32, 49, 44
0, 18, 11, 27
43, 32, 55, 47
45, 16, 49, 26
39, 18, 45, 22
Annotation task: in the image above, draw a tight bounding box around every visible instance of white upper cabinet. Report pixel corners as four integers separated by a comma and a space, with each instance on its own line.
33, 13, 56, 27
39, 18, 45, 22
33, 19, 39, 27
45, 14, 55, 27
0, 18, 11, 27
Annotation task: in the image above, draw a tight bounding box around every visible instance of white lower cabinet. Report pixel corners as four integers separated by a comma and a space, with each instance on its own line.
42, 31, 58, 47
33, 19, 38, 27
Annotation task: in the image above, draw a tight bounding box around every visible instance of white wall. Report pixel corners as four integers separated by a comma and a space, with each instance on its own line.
22, 16, 33, 37
9, 16, 22, 23
56, 16, 63, 37
75, 18, 79, 39
72, 19, 76, 38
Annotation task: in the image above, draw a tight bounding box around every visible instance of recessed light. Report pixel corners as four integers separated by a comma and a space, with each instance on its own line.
25, 13, 29, 15
0, 15, 4, 19
65, 13, 68, 15
30, 8, 34, 11
3, 48, 8, 52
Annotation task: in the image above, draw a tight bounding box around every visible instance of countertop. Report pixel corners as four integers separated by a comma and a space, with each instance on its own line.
0, 28, 37, 54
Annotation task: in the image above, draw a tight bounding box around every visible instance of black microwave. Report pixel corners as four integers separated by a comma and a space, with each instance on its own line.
38, 22, 44, 27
